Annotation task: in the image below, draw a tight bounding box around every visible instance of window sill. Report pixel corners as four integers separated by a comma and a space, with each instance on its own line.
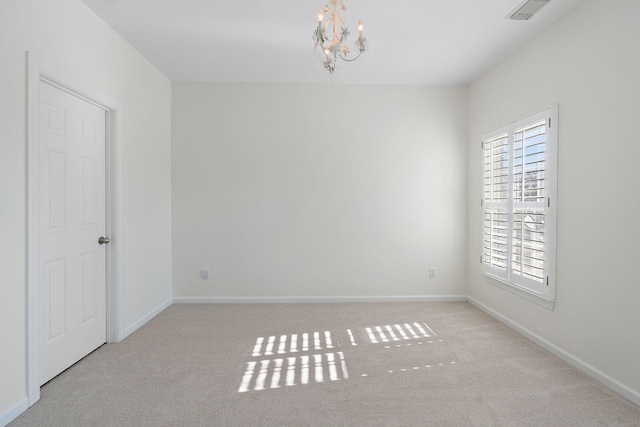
483, 273, 556, 311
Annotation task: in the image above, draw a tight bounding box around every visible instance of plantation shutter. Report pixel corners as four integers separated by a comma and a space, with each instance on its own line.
511, 114, 548, 292
482, 127, 509, 281
481, 106, 557, 301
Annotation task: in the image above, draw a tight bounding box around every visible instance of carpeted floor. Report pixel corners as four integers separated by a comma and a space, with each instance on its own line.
11, 302, 640, 426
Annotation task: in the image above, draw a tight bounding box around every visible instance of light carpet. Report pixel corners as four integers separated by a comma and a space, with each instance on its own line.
11, 302, 640, 426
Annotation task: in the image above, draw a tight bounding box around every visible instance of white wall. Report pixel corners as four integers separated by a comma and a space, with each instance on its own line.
467, 0, 640, 400
0, 0, 173, 418
172, 83, 467, 299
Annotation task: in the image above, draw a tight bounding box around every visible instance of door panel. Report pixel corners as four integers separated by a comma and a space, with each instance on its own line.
39, 81, 107, 385
80, 252, 97, 324
43, 258, 67, 344
43, 150, 67, 231
80, 158, 97, 227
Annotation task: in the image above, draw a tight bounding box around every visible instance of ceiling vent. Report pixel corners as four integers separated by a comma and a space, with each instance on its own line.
506, 0, 551, 20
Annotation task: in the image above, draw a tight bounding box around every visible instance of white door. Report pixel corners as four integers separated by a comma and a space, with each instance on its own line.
38, 80, 107, 385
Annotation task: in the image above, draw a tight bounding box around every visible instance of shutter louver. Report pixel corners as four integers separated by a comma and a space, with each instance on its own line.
484, 210, 508, 269
491, 136, 509, 202
514, 121, 546, 203
513, 211, 545, 281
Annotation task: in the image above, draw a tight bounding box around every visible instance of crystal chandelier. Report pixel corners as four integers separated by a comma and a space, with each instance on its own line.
313, 0, 368, 75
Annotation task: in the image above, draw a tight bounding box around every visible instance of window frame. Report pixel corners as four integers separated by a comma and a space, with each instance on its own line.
481, 106, 558, 309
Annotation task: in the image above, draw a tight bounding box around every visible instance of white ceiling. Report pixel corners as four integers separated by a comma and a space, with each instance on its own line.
80, 0, 584, 85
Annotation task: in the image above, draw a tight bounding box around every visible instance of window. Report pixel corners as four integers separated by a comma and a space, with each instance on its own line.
482, 106, 557, 303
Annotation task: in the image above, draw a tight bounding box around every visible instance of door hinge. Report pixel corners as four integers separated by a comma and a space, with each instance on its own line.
480, 255, 483, 264
546, 276, 549, 286
548, 197, 550, 207
481, 140, 484, 149
548, 118, 551, 128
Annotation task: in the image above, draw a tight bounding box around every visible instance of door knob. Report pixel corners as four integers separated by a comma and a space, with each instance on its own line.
98, 236, 110, 245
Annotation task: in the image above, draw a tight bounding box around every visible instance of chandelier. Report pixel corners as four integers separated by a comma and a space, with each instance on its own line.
313, 0, 368, 75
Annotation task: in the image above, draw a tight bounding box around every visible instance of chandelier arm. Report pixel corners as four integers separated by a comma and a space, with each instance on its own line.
338, 51, 363, 62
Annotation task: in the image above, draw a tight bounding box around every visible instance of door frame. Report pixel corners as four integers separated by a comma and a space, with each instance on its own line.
26, 53, 124, 406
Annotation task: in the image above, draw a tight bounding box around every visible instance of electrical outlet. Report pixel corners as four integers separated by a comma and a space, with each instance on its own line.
429, 267, 436, 278
201, 268, 210, 280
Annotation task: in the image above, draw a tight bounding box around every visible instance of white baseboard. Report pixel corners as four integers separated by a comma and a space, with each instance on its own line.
173, 295, 468, 304
0, 397, 28, 427
467, 296, 640, 407
124, 298, 173, 338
